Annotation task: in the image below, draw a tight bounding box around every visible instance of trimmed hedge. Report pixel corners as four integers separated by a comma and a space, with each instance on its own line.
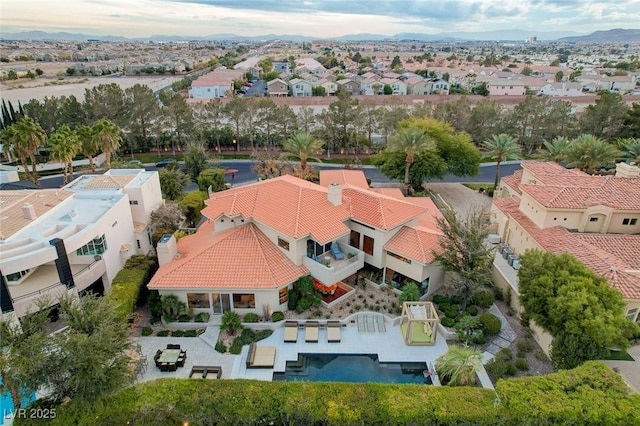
22, 362, 639, 425
106, 255, 157, 321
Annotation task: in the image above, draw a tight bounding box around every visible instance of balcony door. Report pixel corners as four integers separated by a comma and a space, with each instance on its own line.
211, 293, 231, 315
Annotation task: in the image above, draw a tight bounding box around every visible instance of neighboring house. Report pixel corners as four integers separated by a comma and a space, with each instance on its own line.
596, 75, 636, 92
380, 78, 407, 95
485, 79, 526, 96
538, 82, 584, 97
317, 79, 338, 96
491, 162, 640, 353
0, 169, 162, 320
288, 78, 313, 97
148, 170, 446, 317
188, 69, 243, 99
272, 61, 291, 74
267, 78, 289, 97
336, 79, 361, 95
406, 77, 430, 95
360, 77, 382, 96
426, 78, 450, 95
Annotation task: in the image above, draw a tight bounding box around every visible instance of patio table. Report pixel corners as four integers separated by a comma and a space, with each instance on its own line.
158, 348, 181, 364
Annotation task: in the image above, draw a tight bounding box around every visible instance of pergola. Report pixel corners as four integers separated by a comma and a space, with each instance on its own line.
400, 301, 440, 346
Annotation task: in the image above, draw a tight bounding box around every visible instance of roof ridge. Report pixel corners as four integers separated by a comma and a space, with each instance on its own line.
294, 185, 303, 238
252, 224, 277, 288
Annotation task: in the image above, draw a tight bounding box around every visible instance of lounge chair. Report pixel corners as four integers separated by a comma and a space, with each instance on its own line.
246, 343, 276, 368
327, 320, 342, 342
205, 367, 222, 380
305, 321, 319, 342
331, 242, 344, 260
284, 321, 298, 343
189, 366, 207, 379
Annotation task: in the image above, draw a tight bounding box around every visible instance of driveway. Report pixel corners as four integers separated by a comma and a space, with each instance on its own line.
427, 183, 493, 216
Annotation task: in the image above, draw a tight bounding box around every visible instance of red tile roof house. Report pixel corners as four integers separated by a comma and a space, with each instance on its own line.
148, 170, 446, 318
491, 161, 640, 354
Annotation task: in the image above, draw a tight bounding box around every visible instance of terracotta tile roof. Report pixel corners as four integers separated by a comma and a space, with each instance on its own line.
343, 186, 425, 230
320, 170, 369, 189
371, 188, 405, 199
82, 174, 135, 189
384, 225, 443, 264
202, 175, 351, 244
501, 170, 523, 195
493, 197, 640, 299
148, 222, 307, 290
0, 189, 74, 240
521, 179, 640, 210
520, 161, 605, 188
405, 197, 444, 232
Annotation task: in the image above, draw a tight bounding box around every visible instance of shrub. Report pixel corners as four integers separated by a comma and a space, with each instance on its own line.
486, 357, 516, 379
432, 294, 450, 305
287, 290, 299, 310
450, 295, 462, 304
156, 330, 170, 337
465, 306, 478, 316
496, 348, 513, 362
517, 340, 533, 357
194, 312, 210, 323
221, 311, 243, 336
399, 283, 420, 303
441, 317, 456, 327
442, 304, 460, 319
171, 330, 185, 337
493, 286, 504, 301
479, 313, 502, 335
271, 311, 284, 322
215, 341, 227, 353
183, 330, 197, 337
141, 326, 153, 336
148, 290, 163, 323
473, 290, 495, 309
228, 340, 243, 354
473, 332, 486, 345
178, 314, 192, 322
514, 358, 529, 371
107, 268, 147, 322
243, 313, 259, 323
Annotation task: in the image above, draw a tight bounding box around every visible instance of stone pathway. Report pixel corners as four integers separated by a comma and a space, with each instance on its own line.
484, 304, 518, 357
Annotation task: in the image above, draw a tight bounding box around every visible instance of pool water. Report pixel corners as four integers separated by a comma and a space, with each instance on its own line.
272, 354, 432, 384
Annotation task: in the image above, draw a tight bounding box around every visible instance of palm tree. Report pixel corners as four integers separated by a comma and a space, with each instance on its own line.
619, 138, 640, 165
48, 125, 81, 184
387, 128, 434, 193
1, 117, 46, 184
435, 344, 483, 386
564, 134, 620, 173
279, 132, 323, 173
76, 125, 98, 172
481, 134, 521, 191
91, 119, 122, 170
537, 136, 571, 163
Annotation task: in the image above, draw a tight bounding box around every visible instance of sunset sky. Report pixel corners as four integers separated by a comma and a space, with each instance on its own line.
1, 0, 639, 38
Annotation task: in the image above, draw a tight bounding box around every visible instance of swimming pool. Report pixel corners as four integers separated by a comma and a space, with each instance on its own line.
272, 354, 432, 384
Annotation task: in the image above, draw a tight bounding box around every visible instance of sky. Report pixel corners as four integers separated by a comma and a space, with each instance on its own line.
1, 0, 639, 38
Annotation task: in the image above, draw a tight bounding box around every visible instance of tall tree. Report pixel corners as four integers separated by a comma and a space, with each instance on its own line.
280, 132, 323, 173
620, 102, 640, 138
357, 99, 382, 151
76, 124, 98, 172
564, 134, 620, 173
536, 136, 571, 163
274, 104, 297, 145
432, 207, 496, 311
327, 94, 359, 152
159, 167, 189, 200
83, 83, 126, 126
2, 117, 46, 184
618, 138, 640, 164
204, 98, 225, 153
387, 127, 434, 192
481, 133, 521, 190
48, 125, 81, 184
159, 91, 194, 155
296, 106, 316, 134
579, 91, 628, 140
124, 84, 161, 151
91, 118, 122, 170
465, 98, 504, 145
506, 96, 548, 155
432, 96, 471, 133
183, 142, 210, 181
223, 97, 247, 150
256, 98, 279, 147
518, 250, 638, 369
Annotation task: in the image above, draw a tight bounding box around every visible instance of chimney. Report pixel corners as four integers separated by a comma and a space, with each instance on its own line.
22, 203, 37, 220
327, 183, 342, 206
157, 234, 177, 267
615, 162, 640, 178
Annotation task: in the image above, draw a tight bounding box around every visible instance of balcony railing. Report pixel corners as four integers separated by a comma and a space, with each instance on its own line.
303, 242, 364, 286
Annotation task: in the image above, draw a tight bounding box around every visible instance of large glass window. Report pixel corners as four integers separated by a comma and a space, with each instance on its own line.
6, 269, 30, 282
233, 293, 255, 309
76, 234, 107, 256
187, 293, 210, 309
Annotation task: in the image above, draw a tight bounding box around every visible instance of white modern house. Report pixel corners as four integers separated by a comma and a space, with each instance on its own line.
0, 169, 162, 320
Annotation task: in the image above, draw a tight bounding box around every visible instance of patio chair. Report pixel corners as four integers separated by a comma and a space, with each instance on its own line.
159, 362, 169, 372
327, 320, 342, 343
177, 356, 185, 368
305, 321, 319, 342
168, 362, 177, 372
284, 321, 298, 343
189, 366, 207, 379
331, 242, 344, 260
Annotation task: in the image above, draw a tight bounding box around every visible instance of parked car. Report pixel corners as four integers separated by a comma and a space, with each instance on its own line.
155, 158, 176, 168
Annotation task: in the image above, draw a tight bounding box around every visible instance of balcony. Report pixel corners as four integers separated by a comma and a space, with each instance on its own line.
302, 242, 364, 287
9, 259, 106, 317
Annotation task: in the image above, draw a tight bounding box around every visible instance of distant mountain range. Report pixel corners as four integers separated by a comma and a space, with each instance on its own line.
1, 28, 638, 43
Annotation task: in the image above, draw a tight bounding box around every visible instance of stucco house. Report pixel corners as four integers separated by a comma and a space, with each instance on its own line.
485, 79, 526, 96
491, 162, 640, 352
538, 82, 584, 97
0, 169, 162, 320
188, 69, 243, 99
336, 79, 361, 95
267, 78, 289, 97
316, 79, 338, 96
406, 77, 430, 95
148, 170, 446, 317
380, 78, 408, 95
288, 78, 313, 97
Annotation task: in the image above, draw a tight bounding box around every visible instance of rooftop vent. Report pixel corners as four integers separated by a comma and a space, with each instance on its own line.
21, 203, 37, 220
